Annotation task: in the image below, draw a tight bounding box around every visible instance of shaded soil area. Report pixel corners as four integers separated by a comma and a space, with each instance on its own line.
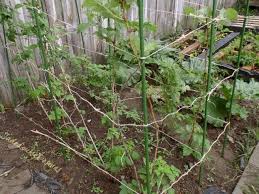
0, 103, 119, 194
0, 97, 258, 194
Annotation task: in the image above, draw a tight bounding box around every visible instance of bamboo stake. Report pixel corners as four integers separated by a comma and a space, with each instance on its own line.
221, 0, 250, 157
198, 0, 217, 184
138, 0, 151, 193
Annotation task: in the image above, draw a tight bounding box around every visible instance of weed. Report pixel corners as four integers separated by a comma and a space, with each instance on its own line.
91, 182, 104, 194
58, 147, 73, 161
0, 104, 5, 112
120, 156, 180, 194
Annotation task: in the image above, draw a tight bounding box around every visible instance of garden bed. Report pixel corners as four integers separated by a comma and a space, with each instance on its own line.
0, 93, 258, 193
169, 29, 234, 57
178, 28, 259, 79
214, 31, 259, 80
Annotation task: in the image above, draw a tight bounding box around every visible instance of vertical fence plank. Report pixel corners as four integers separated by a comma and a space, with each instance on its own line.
0, 23, 13, 107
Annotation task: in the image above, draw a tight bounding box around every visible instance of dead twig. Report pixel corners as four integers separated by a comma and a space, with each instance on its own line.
0, 167, 15, 177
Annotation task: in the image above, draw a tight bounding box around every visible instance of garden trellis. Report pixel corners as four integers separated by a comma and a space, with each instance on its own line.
0, 0, 255, 193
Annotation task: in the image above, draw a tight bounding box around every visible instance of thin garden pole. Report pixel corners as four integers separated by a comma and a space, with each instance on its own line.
31, 0, 60, 129
0, 3, 16, 106
138, 0, 151, 194
222, 0, 250, 157
198, 0, 217, 184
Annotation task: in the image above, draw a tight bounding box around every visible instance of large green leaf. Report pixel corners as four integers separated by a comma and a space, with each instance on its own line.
223, 8, 238, 21
83, 0, 123, 22
206, 97, 228, 127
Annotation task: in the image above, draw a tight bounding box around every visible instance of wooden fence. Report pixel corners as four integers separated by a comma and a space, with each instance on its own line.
0, 0, 236, 107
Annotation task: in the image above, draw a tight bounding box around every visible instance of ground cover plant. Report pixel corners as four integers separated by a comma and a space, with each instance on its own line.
0, 0, 258, 193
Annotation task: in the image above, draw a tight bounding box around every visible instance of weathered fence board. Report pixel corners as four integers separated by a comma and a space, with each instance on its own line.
0, 0, 236, 107
0, 24, 13, 106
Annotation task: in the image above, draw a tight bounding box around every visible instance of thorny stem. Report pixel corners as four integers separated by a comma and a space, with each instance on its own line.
124, 144, 143, 192
148, 97, 160, 160
107, 6, 118, 148
31, 0, 60, 129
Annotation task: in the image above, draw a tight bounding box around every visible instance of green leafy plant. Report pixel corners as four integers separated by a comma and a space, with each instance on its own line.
183, 6, 238, 48
166, 113, 210, 159
155, 58, 188, 112
120, 156, 180, 194
184, 6, 238, 25
48, 107, 66, 121
103, 140, 140, 173
202, 78, 259, 128
207, 96, 229, 127
58, 146, 73, 161
0, 104, 5, 112
0, 4, 17, 42
60, 126, 86, 138
216, 32, 259, 67
91, 182, 104, 194
13, 78, 47, 101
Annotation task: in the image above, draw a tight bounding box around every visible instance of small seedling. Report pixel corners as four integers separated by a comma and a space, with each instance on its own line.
91, 182, 103, 194
0, 104, 5, 112
58, 147, 73, 161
